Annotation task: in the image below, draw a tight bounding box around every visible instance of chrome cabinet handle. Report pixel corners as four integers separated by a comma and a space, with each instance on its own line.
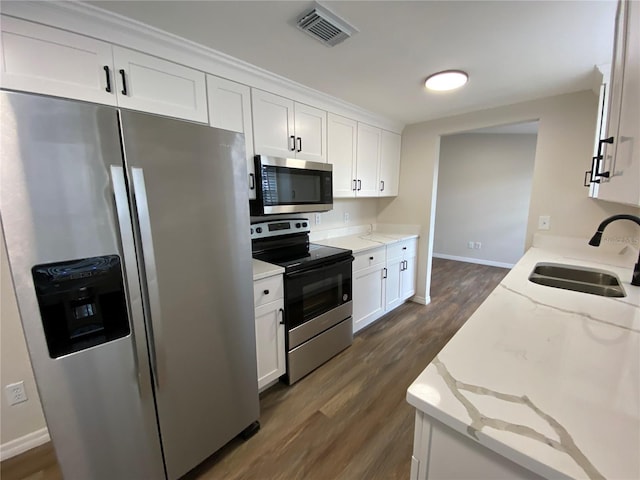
111, 165, 145, 395
132, 167, 163, 389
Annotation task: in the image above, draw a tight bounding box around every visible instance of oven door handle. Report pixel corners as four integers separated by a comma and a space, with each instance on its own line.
285, 256, 354, 278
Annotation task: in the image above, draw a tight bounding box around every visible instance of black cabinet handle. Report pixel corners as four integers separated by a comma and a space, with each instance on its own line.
279, 308, 285, 325
584, 170, 593, 187
249, 173, 255, 190
289, 135, 296, 151
296, 137, 302, 152
383, 267, 387, 279
352, 179, 357, 191
357, 179, 362, 191
380, 180, 385, 191
103, 66, 112, 93
402, 246, 407, 250
594, 136, 614, 179
119, 69, 128, 96
263, 289, 269, 295
369, 256, 374, 260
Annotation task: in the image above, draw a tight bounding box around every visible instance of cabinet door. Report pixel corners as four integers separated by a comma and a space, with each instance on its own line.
598, 0, 640, 207
254, 300, 285, 390
328, 113, 357, 198
385, 257, 403, 312
294, 103, 327, 162
353, 265, 385, 333
112, 46, 208, 123
379, 130, 401, 197
207, 75, 256, 199
252, 89, 295, 158
401, 256, 417, 300
356, 123, 382, 197
0, 16, 116, 105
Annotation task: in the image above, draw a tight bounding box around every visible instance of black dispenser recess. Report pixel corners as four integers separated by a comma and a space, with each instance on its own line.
31, 255, 130, 358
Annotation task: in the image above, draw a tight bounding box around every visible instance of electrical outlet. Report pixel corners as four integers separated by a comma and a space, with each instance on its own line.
474, 242, 482, 249
538, 215, 551, 230
344, 212, 350, 223
314, 213, 321, 225
467, 241, 474, 249
5, 381, 27, 406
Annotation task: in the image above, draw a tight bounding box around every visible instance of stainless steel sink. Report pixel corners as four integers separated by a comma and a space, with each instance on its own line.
528, 262, 626, 298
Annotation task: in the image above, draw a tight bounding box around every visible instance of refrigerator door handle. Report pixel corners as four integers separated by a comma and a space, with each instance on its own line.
131, 167, 163, 390
110, 165, 144, 395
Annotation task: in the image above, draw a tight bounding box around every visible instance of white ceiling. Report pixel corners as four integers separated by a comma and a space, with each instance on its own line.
87, 1, 617, 126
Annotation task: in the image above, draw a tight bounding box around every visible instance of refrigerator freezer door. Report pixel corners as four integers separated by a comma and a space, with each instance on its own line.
0, 92, 165, 479
119, 110, 259, 479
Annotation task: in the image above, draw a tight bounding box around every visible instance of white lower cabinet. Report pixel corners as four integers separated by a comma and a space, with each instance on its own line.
353, 238, 418, 334
353, 247, 386, 333
253, 274, 285, 390
411, 411, 543, 480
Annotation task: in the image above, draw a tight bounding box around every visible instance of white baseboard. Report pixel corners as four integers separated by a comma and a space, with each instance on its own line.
432, 253, 514, 269
0, 427, 50, 461
411, 295, 431, 305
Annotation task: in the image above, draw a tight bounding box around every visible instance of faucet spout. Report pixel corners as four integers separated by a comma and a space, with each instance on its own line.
588, 214, 640, 286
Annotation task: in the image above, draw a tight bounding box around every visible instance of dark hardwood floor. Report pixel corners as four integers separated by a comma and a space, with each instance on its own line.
1, 259, 508, 480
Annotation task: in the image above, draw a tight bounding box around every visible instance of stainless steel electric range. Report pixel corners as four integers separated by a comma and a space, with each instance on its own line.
251, 219, 353, 384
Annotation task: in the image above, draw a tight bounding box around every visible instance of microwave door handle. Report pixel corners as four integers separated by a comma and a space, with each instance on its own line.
131, 167, 163, 390
285, 256, 355, 279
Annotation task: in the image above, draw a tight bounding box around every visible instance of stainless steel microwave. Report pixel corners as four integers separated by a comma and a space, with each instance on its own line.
250, 155, 333, 215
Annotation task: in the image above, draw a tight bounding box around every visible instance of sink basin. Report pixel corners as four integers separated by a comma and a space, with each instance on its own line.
528, 262, 626, 298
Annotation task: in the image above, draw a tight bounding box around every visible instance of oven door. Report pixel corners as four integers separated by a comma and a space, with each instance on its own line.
284, 256, 353, 347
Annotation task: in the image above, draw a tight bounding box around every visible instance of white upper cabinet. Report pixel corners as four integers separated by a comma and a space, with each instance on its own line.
112, 47, 208, 123
379, 130, 401, 197
595, 0, 640, 207
207, 75, 256, 198
252, 89, 327, 162
0, 17, 208, 123
0, 16, 116, 105
328, 113, 358, 197
356, 123, 382, 196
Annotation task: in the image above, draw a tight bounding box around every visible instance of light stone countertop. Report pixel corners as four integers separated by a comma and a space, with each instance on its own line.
252, 258, 284, 281
407, 239, 640, 480
314, 232, 418, 253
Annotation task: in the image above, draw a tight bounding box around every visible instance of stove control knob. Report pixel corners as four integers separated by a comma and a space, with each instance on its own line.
256, 227, 262, 234
296, 222, 301, 228
302, 222, 308, 228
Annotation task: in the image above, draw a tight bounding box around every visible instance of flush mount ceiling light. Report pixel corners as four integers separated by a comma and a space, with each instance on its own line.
425, 70, 469, 92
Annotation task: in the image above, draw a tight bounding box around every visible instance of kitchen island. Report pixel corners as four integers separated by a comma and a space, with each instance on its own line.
407, 236, 639, 480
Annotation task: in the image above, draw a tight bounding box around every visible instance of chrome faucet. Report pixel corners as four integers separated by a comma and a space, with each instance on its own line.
588, 214, 640, 286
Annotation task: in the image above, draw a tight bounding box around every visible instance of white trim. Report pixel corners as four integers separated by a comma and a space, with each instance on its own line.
432, 253, 514, 269
0, 427, 50, 461
0, 1, 404, 133
411, 295, 431, 305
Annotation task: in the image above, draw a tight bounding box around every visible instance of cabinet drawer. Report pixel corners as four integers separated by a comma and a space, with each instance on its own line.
253, 275, 284, 307
353, 246, 386, 271
388, 239, 418, 260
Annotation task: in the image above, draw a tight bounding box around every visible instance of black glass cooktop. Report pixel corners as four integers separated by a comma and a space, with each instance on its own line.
253, 243, 352, 273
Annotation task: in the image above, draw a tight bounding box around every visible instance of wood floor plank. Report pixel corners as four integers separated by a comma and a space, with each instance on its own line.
1, 259, 508, 480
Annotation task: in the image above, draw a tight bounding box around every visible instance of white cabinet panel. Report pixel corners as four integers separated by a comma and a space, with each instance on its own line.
597, 0, 640, 207
207, 75, 256, 198
254, 299, 285, 390
385, 257, 403, 311
379, 130, 401, 197
401, 254, 417, 300
0, 16, 116, 105
295, 103, 326, 162
356, 123, 382, 197
353, 263, 385, 333
328, 113, 358, 198
112, 46, 208, 123
252, 89, 295, 158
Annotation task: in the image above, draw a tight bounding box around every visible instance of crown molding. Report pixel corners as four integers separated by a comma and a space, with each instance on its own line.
0, 1, 404, 133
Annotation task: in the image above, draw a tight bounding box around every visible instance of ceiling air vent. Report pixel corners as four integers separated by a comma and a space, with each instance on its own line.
296, 4, 357, 47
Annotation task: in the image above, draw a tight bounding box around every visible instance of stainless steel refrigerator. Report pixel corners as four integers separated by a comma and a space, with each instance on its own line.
0, 91, 260, 479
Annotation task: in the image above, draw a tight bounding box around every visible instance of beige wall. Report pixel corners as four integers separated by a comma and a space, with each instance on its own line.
378, 90, 640, 302
434, 133, 537, 266
1, 228, 47, 447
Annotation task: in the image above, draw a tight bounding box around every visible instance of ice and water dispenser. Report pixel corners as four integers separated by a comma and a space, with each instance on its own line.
31, 255, 130, 358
